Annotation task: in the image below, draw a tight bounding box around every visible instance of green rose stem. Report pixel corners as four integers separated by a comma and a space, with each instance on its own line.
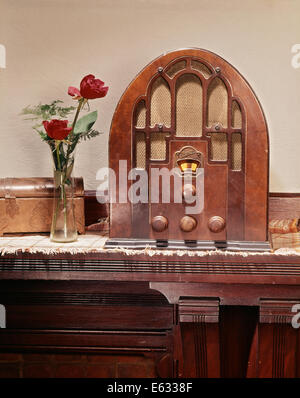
65, 97, 86, 167
55, 141, 62, 171
71, 97, 86, 137
52, 140, 65, 238
62, 177, 67, 237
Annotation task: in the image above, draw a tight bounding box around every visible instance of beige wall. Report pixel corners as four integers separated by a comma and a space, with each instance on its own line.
0, 0, 299, 192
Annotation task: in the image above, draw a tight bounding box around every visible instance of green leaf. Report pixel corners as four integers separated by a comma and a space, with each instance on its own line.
21, 101, 77, 123
73, 111, 98, 135
78, 129, 102, 141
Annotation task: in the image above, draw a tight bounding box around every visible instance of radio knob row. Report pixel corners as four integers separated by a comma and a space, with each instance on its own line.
151, 215, 226, 233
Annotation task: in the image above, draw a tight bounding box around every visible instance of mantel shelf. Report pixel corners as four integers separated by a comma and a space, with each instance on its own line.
0, 234, 299, 287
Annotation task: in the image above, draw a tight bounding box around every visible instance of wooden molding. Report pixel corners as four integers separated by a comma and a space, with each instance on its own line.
178, 297, 219, 323
0, 291, 170, 307
259, 299, 300, 324
0, 329, 170, 353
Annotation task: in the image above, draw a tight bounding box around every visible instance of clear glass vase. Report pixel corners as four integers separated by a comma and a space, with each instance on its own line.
50, 144, 78, 243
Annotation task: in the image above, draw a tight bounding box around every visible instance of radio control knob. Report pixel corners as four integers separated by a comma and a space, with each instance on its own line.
180, 216, 197, 232
208, 216, 226, 233
151, 216, 168, 232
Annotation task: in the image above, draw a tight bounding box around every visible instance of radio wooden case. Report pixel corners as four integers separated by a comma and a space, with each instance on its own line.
107, 48, 270, 251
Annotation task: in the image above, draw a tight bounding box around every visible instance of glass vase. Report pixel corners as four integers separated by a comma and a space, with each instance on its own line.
50, 144, 78, 243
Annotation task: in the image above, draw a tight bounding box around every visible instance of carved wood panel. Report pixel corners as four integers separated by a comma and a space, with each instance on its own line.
178, 298, 220, 378
247, 299, 300, 378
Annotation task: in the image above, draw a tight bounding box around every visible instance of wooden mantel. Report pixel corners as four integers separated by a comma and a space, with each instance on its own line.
0, 247, 300, 378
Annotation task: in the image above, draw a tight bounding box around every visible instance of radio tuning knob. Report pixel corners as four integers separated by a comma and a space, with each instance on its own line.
208, 216, 226, 233
151, 216, 168, 232
180, 216, 197, 232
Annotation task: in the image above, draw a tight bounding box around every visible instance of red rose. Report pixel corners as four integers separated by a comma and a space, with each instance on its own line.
68, 74, 109, 100
43, 119, 72, 140
80, 74, 108, 99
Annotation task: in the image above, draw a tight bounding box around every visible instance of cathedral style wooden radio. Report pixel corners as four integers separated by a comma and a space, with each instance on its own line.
106, 48, 270, 251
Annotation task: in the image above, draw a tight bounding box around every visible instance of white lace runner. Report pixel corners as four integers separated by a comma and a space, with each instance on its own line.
0, 234, 299, 256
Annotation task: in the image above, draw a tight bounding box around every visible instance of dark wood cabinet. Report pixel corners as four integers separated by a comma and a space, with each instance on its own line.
0, 250, 300, 378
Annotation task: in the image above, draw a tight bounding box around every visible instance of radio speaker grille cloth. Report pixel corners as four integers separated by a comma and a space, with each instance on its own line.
135, 132, 146, 169
210, 133, 228, 161
176, 74, 202, 137
150, 77, 171, 128
207, 78, 228, 128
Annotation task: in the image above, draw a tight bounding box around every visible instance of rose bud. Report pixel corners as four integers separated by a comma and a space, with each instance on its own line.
43, 119, 72, 140
79, 74, 109, 100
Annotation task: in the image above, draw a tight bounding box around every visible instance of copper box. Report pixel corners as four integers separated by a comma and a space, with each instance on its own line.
0, 178, 85, 236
